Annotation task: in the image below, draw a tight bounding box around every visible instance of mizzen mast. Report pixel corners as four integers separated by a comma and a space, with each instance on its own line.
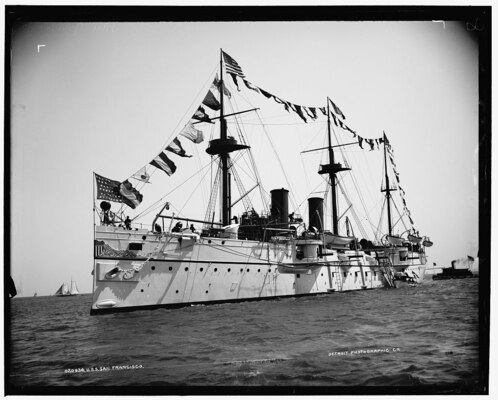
381, 132, 394, 236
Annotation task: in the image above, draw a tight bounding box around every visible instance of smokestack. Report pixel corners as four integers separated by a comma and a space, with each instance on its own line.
270, 188, 289, 225
308, 197, 324, 232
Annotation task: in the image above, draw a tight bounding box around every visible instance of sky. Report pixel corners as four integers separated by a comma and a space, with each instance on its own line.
9, 16, 481, 297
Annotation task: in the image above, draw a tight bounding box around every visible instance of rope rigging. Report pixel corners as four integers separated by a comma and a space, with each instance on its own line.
98, 61, 417, 248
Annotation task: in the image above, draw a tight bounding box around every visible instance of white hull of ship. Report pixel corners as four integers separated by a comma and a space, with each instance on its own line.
91, 227, 391, 314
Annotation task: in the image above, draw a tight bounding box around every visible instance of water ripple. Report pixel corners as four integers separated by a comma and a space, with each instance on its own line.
8, 279, 480, 390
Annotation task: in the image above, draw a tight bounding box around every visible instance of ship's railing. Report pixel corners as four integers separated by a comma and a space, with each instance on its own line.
156, 214, 223, 233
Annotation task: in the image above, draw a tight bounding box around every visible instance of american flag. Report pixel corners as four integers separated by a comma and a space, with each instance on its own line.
222, 51, 245, 78
95, 173, 122, 203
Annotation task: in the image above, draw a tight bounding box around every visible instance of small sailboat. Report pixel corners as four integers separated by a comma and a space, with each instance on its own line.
69, 280, 80, 295
55, 283, 69, 296
55, 280, 79, 296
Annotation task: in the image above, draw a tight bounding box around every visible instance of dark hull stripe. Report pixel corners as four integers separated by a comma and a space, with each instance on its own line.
90, 288, 376, 315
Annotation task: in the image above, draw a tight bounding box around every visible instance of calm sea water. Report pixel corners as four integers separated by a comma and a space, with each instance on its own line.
7, 278, 483, 394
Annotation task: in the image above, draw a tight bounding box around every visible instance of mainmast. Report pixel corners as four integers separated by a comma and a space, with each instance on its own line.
318, 97, 350, 234
381, 132, 393, 236
206, 49, 249, 227
327, 99, 339, 234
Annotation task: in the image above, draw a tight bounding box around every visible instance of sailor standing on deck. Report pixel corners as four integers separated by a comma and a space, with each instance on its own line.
172, 222, 183, 232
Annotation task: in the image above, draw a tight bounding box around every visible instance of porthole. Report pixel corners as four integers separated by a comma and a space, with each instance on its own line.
214, 268, 218, 272
268, 269, 271, 273
257, 269, 260, 272
247, 268, 250, 272
321, 273, 323, 276
140, 289, 144, 292
176, 290, 179, 293
240, 268, 243, 272
142, 235, 147, 241
222, 240, 225, 245
185, 267, 189, 271
169, 266, 173, 271
151, 266, 155, 271
208, 240, 212, 243
228, 268, 231, 272
205, 290, 209, 294
200, 267, 204, 272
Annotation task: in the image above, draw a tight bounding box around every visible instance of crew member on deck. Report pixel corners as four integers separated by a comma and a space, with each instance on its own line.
103, 210, 115, 226
103, 211, 110, 225
124, 216, 131, 230
172, 222, 183, 232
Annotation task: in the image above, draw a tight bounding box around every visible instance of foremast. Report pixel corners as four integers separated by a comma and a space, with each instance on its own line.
219, 51, 230, 227
206, 49, 250, 226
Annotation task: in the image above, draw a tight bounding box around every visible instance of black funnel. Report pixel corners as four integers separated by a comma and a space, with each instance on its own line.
270, 188, 289, 225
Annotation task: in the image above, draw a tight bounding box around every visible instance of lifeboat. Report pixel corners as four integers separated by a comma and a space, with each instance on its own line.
386, 235, 405, 246
323, 231, 355, 249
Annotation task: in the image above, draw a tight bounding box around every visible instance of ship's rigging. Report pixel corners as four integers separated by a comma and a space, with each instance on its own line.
95, 49, 423, 248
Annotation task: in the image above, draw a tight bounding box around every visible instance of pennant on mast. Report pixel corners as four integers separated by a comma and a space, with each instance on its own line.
150, 152, 177, 176
132, 167, 150, 183
166, 137, 192, 157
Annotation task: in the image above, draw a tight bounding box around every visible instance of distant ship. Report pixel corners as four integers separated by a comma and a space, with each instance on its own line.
433, 257, 477, 280
55, 280, 79, 296
90, 50, 433, 314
